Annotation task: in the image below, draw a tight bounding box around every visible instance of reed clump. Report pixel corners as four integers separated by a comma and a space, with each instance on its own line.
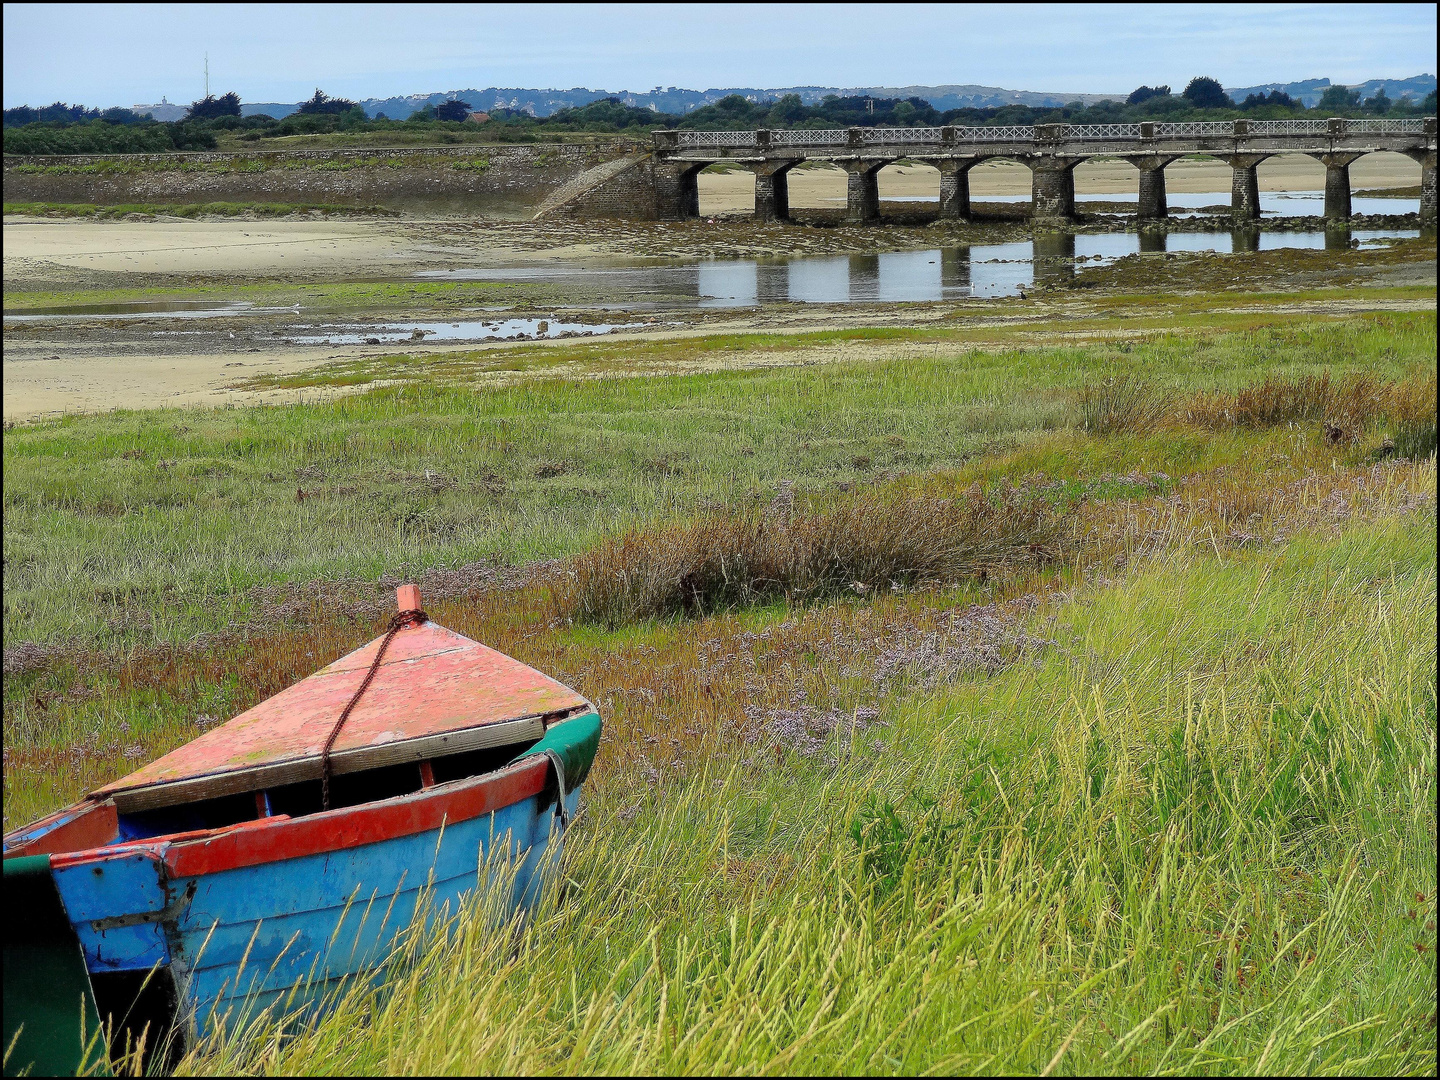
1076, 369, 1437, 446
1076, 374, 1170, 435
558, 485, 1056, 626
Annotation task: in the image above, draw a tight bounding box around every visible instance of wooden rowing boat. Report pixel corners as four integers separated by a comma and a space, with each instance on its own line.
2, 586, 601, 1075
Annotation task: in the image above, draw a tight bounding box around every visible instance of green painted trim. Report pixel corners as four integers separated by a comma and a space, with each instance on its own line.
512, 710, 603, 791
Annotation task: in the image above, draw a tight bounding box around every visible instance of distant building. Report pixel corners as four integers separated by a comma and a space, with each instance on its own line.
129, 97, 188, 121
467, 111, 491, 123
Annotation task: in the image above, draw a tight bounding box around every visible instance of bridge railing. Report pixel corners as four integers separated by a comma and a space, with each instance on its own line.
1342, 118, 1431, 133
954, 125, 1037, 142
771, 129, 847, 147
669, 118, 1430, 149
860, 126, 946, 144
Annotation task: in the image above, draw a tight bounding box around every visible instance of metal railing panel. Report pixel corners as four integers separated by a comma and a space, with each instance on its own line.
1150, 121, 1237, 137
1344, 118, 1426, 134
861, 126, 945, 144
953, 125, 1036, 142
772, 129, 847, 146
675, 130, 757, 148
1066, 124, 1144, 140
1247, 119, 1329, 136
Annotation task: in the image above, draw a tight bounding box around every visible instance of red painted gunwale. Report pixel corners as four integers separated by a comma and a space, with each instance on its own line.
166, 756, 549, 878
43, 757, 550, 880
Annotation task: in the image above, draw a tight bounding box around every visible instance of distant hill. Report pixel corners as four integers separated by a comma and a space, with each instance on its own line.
136, 75, 1438, 122
231, 83, 1130, 121
1223, 74, 1435, 106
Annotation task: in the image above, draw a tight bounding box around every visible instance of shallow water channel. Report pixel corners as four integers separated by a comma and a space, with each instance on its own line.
422, 227, 1420, 306
4, 223, 1422, 335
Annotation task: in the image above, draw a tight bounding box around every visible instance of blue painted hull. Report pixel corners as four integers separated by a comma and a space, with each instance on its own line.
50, 785, 579, 1041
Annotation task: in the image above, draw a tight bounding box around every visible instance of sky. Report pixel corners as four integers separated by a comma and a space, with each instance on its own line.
3, 3, 1436, 109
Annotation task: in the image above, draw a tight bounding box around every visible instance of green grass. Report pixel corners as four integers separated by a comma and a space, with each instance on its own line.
2, 298, 1435, 1073
4, 314, 1433, 647
183, 516, 1437, 1075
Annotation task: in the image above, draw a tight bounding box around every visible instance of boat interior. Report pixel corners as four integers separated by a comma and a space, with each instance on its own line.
5, 735, 544, 860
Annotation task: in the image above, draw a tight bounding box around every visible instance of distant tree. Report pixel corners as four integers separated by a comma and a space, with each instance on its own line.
1182, 76, 1231, 109
1317, 85, 1362, 112
407, 104, 436, 122
1363, 88, 1391, 114
186, 92, 241, 121
1239, 89, 1296, 111
99, 106, 144, 124
1422, 90, 1438, 113
764, 93, 807, 126
434, 99, 473, 122
892, 100, 916, 123
374, 111, 389, 121
297, 89, 361, 115
1126, 85, 1171, 105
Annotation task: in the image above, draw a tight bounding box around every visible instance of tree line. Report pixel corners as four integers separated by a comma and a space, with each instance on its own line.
5, 77, 1435, 156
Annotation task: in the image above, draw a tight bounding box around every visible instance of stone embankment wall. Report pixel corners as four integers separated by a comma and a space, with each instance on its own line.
2, 142, 643, 218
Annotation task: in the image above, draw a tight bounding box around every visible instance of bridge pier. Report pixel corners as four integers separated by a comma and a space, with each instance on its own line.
752, 160, 800, 222
1227, 154, 1271, 221
1030, 157, 1078, 221
933, 160, 975, 219
1312, 152, 1364, 221
1125, 155, 1178, 220
1404, 148, 1436, 228
655, 161, 706, 220
842, 161, 884, 224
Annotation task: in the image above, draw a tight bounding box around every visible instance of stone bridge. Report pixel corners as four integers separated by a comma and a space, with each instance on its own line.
548, 118, 1436, 225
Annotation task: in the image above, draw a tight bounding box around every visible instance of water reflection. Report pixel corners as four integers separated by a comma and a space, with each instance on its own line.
1232, 229, 1261, 254
1032, 233, 1076, 286
696, 245, 1039, 305
409, 227, 1417, 308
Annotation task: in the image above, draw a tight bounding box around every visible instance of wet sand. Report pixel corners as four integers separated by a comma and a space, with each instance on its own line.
2, 220, 425, 279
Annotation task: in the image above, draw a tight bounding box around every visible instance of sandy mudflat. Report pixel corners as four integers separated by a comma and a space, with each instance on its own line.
0, 347, 359, 418
700, 151, 1423, 212
1, 219, 424, 278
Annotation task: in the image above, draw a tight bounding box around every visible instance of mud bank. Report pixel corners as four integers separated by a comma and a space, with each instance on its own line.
2, 142, 644, 219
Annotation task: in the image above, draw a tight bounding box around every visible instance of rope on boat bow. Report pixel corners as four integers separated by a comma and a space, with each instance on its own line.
321, 607, 427, 811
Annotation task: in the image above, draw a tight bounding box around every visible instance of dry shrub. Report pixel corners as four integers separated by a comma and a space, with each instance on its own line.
558, 485, 1056, 625
1077, 375, 1170, 435
1182, 369, 1437, 439
1078, 370, 1437, 445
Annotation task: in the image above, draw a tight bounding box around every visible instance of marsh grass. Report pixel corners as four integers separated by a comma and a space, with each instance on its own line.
173, 515, 1437, 1076
1077, 374, 1169, 435
1182, 369, 1437, 436
3, 303, 1436, 1072
6, 315, 1433, 648
559, 485, 1055, 625
1076, 367, 1437, 446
